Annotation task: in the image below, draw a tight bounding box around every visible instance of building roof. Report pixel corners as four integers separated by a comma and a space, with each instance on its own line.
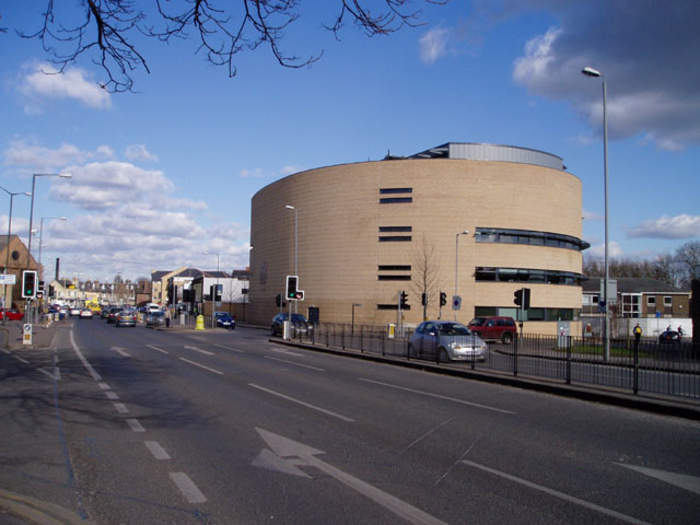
201, 270, 230, 279
582, 277, 689, 294
151, 270, 170, 281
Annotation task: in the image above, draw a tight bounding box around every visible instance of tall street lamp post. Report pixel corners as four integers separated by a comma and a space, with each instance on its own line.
582, 66, 611, 361
27, 173, 72, 263
1, 186, 31, 311
38, 216, 68, 280
454, 230, 469, 320
285, 204, 298, 314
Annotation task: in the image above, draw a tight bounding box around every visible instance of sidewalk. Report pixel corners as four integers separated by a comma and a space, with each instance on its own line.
0, 319, 60, 351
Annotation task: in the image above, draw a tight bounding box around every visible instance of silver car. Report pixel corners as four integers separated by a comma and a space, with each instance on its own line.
408, 321, 487, 362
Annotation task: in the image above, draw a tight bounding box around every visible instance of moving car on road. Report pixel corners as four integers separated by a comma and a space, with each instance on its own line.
658, 330, 681, 344
79, 308, 93, 319
409, 320, 487, 363
215, 312, 236, 329
115, 308, 136, 327
271, 313, 314, 337
70, 306, 82, 317
145, 311, 166, 328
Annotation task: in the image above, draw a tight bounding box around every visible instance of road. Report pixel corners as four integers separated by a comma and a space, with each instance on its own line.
1, 319, 699, 524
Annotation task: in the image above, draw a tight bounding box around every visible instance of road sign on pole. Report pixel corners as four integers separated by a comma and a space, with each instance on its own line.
23, 323, 32, 345
452, 295, 462, 311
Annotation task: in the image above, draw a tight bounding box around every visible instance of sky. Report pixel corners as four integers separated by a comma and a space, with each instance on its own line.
1, 1, 698, 282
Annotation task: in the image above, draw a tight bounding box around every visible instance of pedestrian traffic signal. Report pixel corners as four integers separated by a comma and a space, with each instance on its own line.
440, 291, 447, 307
400, 290, 408, 309
21, 270, 37, 299
421, 292, 427, 306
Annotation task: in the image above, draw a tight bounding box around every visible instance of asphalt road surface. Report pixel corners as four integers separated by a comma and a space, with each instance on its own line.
2, 319, 699, 524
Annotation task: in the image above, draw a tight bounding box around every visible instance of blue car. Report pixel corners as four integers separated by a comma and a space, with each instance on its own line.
215, 312, 236, 329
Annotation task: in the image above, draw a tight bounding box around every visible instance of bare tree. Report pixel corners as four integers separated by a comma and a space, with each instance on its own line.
411, 234, 441, 321
18, 0, 446, 92
675, 240, 700, 287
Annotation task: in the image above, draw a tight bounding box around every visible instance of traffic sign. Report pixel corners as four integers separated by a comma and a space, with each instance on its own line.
452, 295, 462, 311
0, 274, 16, 285
23, 323, 32, 346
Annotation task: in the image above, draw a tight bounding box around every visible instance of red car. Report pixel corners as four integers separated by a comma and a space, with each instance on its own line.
0, 309, 24, 321
468, 316, 517, 344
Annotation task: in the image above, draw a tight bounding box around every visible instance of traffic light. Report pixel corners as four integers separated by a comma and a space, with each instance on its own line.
399, 290, 408, 309
513, 288, 531, 308
286, 275, 298, 299
440, 291, 447, 307
275, 294, 281, 307
514, 289, 523, 306
294, 290, 304, 301
523, 288, 531, 309
421, 292, 427, 306
21, 270, 37, 299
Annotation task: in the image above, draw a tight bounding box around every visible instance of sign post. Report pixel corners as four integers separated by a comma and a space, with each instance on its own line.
22, 323, 32, 346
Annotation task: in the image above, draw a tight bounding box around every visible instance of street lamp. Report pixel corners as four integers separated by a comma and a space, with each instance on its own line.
1, 186, 31, 310
205, 252, 221, 328
582, 65, 610, 361
285, 204, 298, 313
27, 172, 72, 262
38, 216, 68, 278
454, 230, 469, 319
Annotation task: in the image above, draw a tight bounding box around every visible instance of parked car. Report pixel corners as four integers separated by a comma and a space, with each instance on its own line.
115, 308, 137, 327
145, 311, 166, 328
409, 320, 487, 362
101, 307, 112, 319
658, 330, 681, 344
215, 312, 236, 329
0, 309, 24, 321
271, 313, 314, 337
106, 307, 122, 323
468, 316, 517, 344
79, 308, 93, 319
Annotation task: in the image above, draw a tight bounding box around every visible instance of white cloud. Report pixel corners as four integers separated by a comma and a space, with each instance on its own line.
582, 209, 602, 221
587, 241, 623, 259
3, 139, 112, 172
628, 214, 700, 239
280, 166, 299, 175
419, 27, 450, 64
125, 144, 159, 162
21, 63, 111, 110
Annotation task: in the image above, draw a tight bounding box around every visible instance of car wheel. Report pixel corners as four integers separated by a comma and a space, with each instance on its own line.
502, 332, 513, 344
439, 347, 450, 363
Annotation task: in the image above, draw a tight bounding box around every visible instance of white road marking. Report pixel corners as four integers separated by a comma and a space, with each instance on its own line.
146, 344, 168, 354
126, 419, 146, 432
111, 346, 131, 357
211, 343, 243, 353
169, 472, 207, 504
98, 382, 110, 390
616, 463, 700, 495
256, 428, 445, 525
399, 418, 456, 455
12, 354, 30, 364
105, 391, 119, 400
359, 378, 515, 415
269, 346, 303, 357
0, 349, 9, 354
145, 441, 171, 460
462, 460, 651, 525
70, 330, 102, 381
113, 403, 129, 414
264, 355, 325, 371
179, 357, 224, 375
54, 366, 61, 380
184, 345, 214, 356
249, 383, 355, 423
37, 367, 55, 380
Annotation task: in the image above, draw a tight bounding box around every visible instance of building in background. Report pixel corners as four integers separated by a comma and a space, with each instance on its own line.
0, 235, 39, 310
250, 142, 588, 334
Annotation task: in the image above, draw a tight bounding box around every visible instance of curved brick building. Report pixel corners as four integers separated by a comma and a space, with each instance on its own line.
249, 142, 588, 334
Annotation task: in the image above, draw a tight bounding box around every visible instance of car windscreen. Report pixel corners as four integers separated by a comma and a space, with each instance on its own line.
291, 314, 307, 323
468, 318, 485, 326
438, 323, 471, 336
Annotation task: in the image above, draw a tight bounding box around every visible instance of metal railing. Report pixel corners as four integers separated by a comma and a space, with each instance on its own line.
287, 323, 700, 401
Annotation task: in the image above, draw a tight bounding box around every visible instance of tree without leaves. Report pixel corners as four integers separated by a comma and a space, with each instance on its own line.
19, 0, 446, 92
411, 234, 441, 321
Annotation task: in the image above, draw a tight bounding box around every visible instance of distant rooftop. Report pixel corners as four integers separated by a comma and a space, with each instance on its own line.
406, 142, 565, 171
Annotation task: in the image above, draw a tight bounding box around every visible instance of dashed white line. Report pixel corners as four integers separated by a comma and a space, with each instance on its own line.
211, 343, 243, 353
111, 346, 131, 358
126, 419, 146, 432
54, 366, 61, 380
12, 354, 30, 364
249, 383, 355, 423
113, 402, 129, 414
358, 378, 515, 415
462, 460, 651, 525
184, 345, 214, 356
146, 344, 169, 354
145, 441, 171, 460
105, 391, 119, 400
264, 355, 325, 371
269, 347, 303, 357
98, 382, 110, 390
169, 472, 207, 503
179, 357, 223, 375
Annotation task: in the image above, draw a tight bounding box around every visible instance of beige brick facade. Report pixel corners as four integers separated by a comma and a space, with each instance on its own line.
250, 147, 585, 335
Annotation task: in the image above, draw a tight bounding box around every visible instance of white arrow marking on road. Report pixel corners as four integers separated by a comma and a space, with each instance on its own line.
616, 463, 700, 495
111, 346, 131, 357
184, 345, 214, 356
255, 428, 446, 525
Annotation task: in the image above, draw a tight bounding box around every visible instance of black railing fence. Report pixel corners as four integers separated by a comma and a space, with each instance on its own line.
286, 323, 700, 401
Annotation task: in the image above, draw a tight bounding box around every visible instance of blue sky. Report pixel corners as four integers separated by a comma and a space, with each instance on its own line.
1, 1, 698, 282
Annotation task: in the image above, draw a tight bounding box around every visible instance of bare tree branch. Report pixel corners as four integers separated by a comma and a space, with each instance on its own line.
17, 1, 446, 92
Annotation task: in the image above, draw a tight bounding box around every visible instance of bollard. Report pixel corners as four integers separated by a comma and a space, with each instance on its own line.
196, 314, 205, 331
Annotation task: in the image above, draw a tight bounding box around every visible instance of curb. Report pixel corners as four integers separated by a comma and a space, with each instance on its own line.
271, 337, 700, 421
